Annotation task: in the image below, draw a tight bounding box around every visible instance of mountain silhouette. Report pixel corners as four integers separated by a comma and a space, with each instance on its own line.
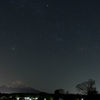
0, 81, 41, 93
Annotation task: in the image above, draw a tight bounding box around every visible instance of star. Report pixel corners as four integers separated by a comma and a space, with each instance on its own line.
12, 47, 15, 50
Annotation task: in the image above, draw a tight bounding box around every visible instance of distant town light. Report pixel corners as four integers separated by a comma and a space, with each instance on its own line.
35, 97, 38, 100
59, 98, 62, 100
17, 97, 19, 100
81, 98, 83, 100
44, 98, 46, 100
25, 97, 30, 100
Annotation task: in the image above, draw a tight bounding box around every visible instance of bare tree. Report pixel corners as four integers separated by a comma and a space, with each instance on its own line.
76, 79, 98, 95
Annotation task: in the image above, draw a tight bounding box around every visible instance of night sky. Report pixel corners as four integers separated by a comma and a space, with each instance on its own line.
1, 0, 100, 94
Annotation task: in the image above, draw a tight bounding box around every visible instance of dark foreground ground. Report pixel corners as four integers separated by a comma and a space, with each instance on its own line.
0, 92, 100, 100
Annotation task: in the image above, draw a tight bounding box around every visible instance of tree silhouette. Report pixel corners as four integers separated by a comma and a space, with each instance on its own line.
54, 89, 65, 94
76, 79, 98, 95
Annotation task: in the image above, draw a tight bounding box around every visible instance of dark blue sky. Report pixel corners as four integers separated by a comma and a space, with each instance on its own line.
0, 0, 100, 94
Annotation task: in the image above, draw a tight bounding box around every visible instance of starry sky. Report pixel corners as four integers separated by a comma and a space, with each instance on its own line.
1, 0, 100, 94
